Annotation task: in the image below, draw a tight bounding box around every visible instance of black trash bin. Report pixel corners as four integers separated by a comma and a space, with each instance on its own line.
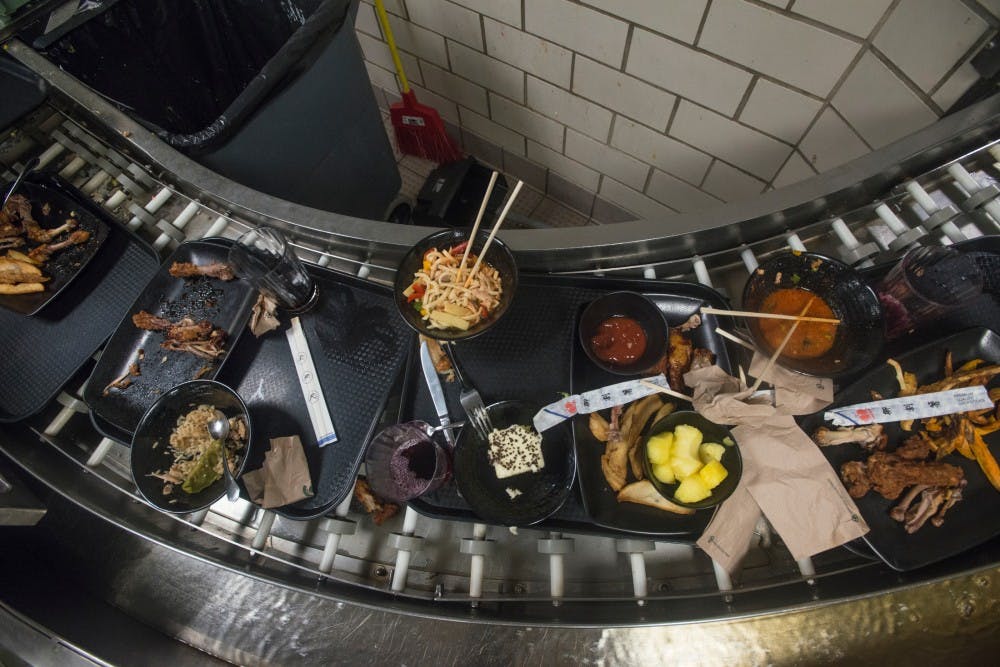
35, 0, 400, 220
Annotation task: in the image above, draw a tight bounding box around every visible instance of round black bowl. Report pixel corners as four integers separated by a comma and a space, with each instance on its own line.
393, 228, 519, 342
131, 380, 252, 514
453, 400, 576, 526
641, 411, 742, 511
742, 251, 884, 378
579, 291, 669, 375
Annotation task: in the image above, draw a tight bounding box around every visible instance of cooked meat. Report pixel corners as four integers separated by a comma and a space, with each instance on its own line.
840, 461, 871, 498
21, 217, 76, 244
895, 434, 931, 460
132, 311, 228, 359
600, 405, 628, 492
27, 229, 89, 262
0, 237, 25, 249
132, 311, 173, 331
889, 484, 928, 522
161, 328, 227, 359
902, 487, 945, 533
678, 313, 702, 332
354, 479, 399, 525
1, 194, 32, 229
690, 347, 715, 371
858, 451, 964, 500
667, 329, 693, 390
930, 481, 965, 528
813, 424, 887, 450
169, 261, 236, 281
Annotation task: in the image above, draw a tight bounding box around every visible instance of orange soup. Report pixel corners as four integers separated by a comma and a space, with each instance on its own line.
758, 288, 837, 359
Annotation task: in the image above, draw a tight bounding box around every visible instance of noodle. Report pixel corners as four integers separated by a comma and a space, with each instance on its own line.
404, 244, 502, 330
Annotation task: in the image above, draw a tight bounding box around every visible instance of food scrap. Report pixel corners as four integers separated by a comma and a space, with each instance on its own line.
169, 261, 236, 281
102, 349, 145, 396
132, 311, 228, 360
354, 478, 400, 525
0, 194, 91, 294
419, 335, 454, 381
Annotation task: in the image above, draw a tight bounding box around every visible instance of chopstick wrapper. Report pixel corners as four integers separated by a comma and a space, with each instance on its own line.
242, 435, 315, 509
688, 366, 869, 574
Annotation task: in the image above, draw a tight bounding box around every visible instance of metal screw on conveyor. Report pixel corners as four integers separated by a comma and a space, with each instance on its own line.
947, 161, 1000, 232
616, 539, 655, 606
461, 523, 493, 606
903, 180, 967, 244
538, 532, 574, 606
389, 506, 425, 592
874, 202, 926, 255
319, 492, 356, 574
831, 217, 879, 268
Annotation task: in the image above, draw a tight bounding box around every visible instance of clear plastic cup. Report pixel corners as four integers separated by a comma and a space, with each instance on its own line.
228, 226, 318, 312
365, 421, 452, 503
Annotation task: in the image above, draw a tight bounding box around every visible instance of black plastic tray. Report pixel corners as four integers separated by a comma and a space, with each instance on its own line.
218, 266, 414, 520
398, 275, 734, 537
0, 175, 109, 316
0, 175, 158, 422
800, 327, 1000, 571
83, 239, 256, 437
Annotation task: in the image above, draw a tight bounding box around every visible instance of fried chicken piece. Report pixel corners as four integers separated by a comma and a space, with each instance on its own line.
21, 217, 76, 244
354, 479, 399, 525
896, 434, 931, 460
0, 237, 24, 249
862, 451, 963, 500
27, 229, 89, 262
678, 313, 701, 332
132, 311, 213, 341
690, 347, 715, 372
169, 261, 236, 281
840, 461, 871, 498
1, 194, 31, 232
667, 329, 693, 390
813, 424, 887, 450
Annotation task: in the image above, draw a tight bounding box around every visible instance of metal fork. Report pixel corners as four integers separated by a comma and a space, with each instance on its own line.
442, 343, 492, 439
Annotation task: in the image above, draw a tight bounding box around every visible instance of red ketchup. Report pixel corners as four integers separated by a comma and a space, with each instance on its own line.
590, 316, 648, 365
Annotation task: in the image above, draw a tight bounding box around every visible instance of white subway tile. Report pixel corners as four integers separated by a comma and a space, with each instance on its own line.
933, 62, 980, 110
670, 101, 791, 180
738, 79, 823, 144
450, 0, 521, 27
357, 32, 421, 86
647, 169, 723, 212
459, 108, 526, 155
361, 0, 406, 17
420, 62, 488, 115
700, 0, 860, 97
449, 41, 524, 102
979, 0, 1000, 19
626, 28, 752, 116
409, 85, 460, 123
365, 62, 400, 94
406, 0, 483, 51
354, 3, 381, 36
701, 161, 766, 202
874, 0, 988, 91
565, 129, 650, 190
484, 18, 573, 87
799, 108, 869, 173
611, 118, 712, 184
833, 51, 937, 148
386, 13, 448, 67
600, 177, 677, 219
527, 141, 601, 190
772, 151, 818, 189
525, 0, 629, 66
792, 0, 892, 38
490, 93, 565, 151
573, 57, 675, 130
582, 0, 708, 44
527, 77, 613, 141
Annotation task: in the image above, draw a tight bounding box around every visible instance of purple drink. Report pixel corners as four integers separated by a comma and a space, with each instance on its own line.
366, 422, 452, 503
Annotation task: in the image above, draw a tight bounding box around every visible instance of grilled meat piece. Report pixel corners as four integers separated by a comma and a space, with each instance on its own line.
841, 452, 964, 500
690, 347, 715, 372
161, 328, 227, 359
813, 424, 887, 450
27, 229, 89, 262
132, 311, 228, 359
895, 434, 931, 460
667, 329, 693, 390
169, 261, 236, 281
22, 217, 76, 244
1, 194, 32, 233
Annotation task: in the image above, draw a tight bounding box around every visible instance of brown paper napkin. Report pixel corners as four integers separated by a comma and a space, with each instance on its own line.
250, 292, 280, 337
687, 366, 869, 574
241, 435, 314, 509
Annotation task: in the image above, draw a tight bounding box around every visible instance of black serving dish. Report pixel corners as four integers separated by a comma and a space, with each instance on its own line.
579, 291, 669, 375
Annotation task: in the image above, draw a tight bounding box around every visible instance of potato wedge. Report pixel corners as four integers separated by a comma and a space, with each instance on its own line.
0, 281, 44, 294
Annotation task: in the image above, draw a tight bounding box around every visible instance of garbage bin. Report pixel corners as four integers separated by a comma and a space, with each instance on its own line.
35, 0, 400, 220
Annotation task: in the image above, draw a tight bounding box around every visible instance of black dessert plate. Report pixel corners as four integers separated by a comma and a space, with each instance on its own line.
800, 327, 1000, 571
84, 239, 256, 436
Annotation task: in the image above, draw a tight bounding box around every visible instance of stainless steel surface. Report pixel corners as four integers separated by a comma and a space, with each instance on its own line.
0, 458, 45, 526
420, 340, 456, 447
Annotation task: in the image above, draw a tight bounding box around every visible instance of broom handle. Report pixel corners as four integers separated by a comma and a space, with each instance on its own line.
374, 0, 410, 94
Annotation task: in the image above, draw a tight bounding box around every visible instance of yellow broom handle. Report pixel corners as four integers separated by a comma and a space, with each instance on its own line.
373, 0, 410, 94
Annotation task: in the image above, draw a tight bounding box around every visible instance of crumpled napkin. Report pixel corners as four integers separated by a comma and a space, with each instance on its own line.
250, 292, 280, 337
242, 435, 314, 508
687, 365, 869, 574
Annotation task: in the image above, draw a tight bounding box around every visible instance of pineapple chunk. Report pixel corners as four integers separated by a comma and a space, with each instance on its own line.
699, 442, 726, 464
674, 475, 711, 503
646, 433, 673, 465
428, 310, 471, 330
652, 462, 676, 484
673, 424, 703, 458
670, 454, 702, 479
698, 460, 729, 490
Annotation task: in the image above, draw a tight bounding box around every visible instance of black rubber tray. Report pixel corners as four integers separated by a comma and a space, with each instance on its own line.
398, 275, 734, 538
219, 266, 414, 520
0, 174, 158, 422
83, 239, 256, 437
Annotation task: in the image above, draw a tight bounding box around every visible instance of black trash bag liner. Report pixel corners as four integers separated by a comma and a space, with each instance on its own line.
41, 0, 351, 152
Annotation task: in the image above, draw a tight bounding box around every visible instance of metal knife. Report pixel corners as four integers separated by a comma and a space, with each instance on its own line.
419, 340, 456, 447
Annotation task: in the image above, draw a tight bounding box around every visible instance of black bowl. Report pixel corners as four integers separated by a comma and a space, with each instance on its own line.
579, 291, 669, 375
742, 251, 884, 378
131, 380, 252, 514
453, 400, 576, 526
641, 411, 742, 511
393, 228, 519, 341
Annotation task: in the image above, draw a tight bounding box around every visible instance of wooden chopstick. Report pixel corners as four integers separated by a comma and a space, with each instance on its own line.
700, 306, 840, 325
465, 179, 523, 286
456, 170, 499, 283
749, 296, 816, 392
714, 326, 756, 351
639, 379, 692, 403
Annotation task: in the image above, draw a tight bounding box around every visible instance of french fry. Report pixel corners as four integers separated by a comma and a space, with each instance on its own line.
0, 282, 44, 294
5, 249, 39, 266
970, 427, 1000, 492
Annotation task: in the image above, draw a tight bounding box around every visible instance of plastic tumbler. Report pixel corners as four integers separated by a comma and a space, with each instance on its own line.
365, 421, 453, 503
228, 226, 318, 312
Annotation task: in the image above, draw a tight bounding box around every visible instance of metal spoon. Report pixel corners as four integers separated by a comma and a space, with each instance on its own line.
208, 409, 240, 502
2, 156, 39, 209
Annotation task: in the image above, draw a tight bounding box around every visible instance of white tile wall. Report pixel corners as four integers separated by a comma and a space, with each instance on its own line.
582, 0, 708, 44
527, 77, 613, 141
647, 169, 724, 212
420, 62, 488, 115
572, 57, 676, 131
832, 51, 937, 148
525, 0, 629, 67
933, 62, 981, 110
600, 177, 676, 218
772, 151, 818, 189
357, 32, 421, 86
484, 19, 573, 87
611, 118, 712, 184
527, 141, 601, 190
459, 108, 526, 155
490, 93, 565, 151
701, 160, 767, 201
700, 0, 861, 97
386, 12, 448, 67
448, 41, 525, 103
409, 84, 459, 123
406, 0, 483, 50
791, 0, 893, 38
799, 108, 870, 173
738, 78, 823, 143
449, 0, 521, 27
565, 129, 650, 191
355, 2, 381, 37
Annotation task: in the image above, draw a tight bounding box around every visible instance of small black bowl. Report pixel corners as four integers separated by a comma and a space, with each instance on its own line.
131, 380, 252, 514
453, 400, 576, 526
641, 411, 742, 511
742, 251, 884, 378
579, 291, 669, 375
393, 228, 518, 342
